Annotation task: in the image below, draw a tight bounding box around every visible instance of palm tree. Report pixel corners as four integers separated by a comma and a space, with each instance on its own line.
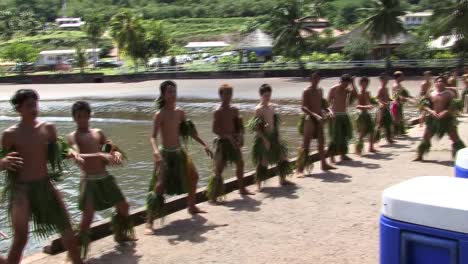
84, 13, 105, 65
430, 0, 468, 70
110, 11, 146, 73
359, 0, 406, 70
268, 0, 317, 73
75, 46, 87, 74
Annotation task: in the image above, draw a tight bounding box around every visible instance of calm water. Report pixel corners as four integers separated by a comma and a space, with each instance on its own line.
0, 99, 306, 255
0, 99, 419, 255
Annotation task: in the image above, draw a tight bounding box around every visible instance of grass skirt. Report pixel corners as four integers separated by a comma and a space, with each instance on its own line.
148, 148, 195, 195
328, 113, 353, 155
375, 107, 392, 141
5, 178, 69, 239
79, 174, 125, 211
426, 115, 457, 139
213, 138, 241, 165
356, 111, 375, 137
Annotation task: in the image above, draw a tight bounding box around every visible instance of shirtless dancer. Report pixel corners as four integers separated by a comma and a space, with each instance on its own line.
207, 84, 253, 203
415, 76, 466, 161
392, 71, 412, 136
419, 71, 433, 127
68, 101, 135, 258
355, 77, 377, 155
146, 81, 213, 234
375, 73, 395, 144
327, 74, 358, 163
0, 152, 23, 264
462, 74, 468, 104
296, 72, 335, 177
248, 84, 292, 190
1, 89, 83, 264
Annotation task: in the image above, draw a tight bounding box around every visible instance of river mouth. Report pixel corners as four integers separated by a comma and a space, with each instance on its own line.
0, 99, 420, 255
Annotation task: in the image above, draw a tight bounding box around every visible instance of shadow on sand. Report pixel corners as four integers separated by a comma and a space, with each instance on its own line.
153, 215, 228, 244
362, 152, 394, 160
306, 171, 352, 183
260, 184, 299, 200
222, 195, 262, 212
87, 244, 142, 264
336, 159, 381, 169
419, 159, 454, 168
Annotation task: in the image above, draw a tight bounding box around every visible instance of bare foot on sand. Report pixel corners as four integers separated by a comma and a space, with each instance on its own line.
280, 178, 294, 186
341, 155, 353, 161
240, 188, 255, 196
144, 224, 154, 235
413, 156, 423, 162
188, 206, 207, 215
321, 164, 336, 171
295, 171, 305, 178
369, 148, 378, 153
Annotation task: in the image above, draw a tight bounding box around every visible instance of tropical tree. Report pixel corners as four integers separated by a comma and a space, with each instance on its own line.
144, 20, 171, 59
359, 0, 406, 70
75, 46, 87, 74
84, 13, 106, 65
110, 11, 146, 72
267, 0, 318, 72
430, 0, 468, 70
1, 43, 39, 74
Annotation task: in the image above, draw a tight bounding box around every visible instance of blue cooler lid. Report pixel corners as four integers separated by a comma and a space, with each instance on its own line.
455, 148, 468, 178
382, 176, 468, 234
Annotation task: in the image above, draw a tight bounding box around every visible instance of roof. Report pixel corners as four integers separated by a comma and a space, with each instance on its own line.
401, 11, 433, 17
184, 42, 230, 48
428, 35, 459, 50
56, 17, 82, 22
237, 29, 273, 49
58, 23, 85, 28
300, 28, 347, 38
39, 49, 101, 55
328, 26, 413, 49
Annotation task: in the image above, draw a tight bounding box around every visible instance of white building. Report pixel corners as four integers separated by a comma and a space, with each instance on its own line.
37, 49, 100, 65
428, 35, 459, 50
184, 41, 230, 52
55, 17, 85, 30
400, 11, 433, 27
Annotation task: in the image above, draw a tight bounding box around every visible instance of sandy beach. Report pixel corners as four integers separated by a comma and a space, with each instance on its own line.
0, 77, 428, 101
23, 115, 466, 264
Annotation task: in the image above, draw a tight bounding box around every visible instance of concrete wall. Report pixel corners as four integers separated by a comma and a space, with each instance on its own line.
0, 67, 460, 84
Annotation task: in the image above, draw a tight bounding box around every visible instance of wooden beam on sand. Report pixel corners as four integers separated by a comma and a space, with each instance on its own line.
43, 117, 424, 255
43, 153, 320, 255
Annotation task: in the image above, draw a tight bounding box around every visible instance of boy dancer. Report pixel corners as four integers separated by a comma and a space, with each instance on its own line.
207, 84, 253, 203
1, 89, 83, 264
462, 74, 468, 104
67, 101, 136, 258
355, 77, 377, 155
415, 76, 466, 161
247, 84, 292, 190
420, 71, 432, 97
296, 72, 335, 177
327, 74, 358, 163
392, 71, 412, 136
146, 81, 213, 234
0, 152, 23, 264
375, 73, 395, 144
419, 71, 433, 127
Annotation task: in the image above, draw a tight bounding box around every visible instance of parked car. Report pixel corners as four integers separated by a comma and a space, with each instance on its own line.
94, 60, 123, 68
8, 63, 35, 73
203, 55, 219, 63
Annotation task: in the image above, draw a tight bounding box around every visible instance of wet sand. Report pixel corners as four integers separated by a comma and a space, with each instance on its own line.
0, 77, 427, 101
24, 116, 467, 264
